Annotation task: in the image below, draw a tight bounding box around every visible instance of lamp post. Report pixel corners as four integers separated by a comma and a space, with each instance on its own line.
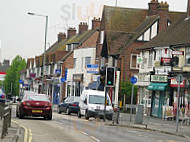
28, 12, 48, 94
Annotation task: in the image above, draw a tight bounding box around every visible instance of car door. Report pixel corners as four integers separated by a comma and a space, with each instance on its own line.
62, 97, 70, 112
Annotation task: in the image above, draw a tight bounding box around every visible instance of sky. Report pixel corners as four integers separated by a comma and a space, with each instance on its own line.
0, 0, 188, 62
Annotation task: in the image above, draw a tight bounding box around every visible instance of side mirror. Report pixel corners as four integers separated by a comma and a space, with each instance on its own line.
84, 99, 87, 104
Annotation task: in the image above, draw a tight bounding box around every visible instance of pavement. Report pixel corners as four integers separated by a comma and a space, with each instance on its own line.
106, 112, 190, 140
0, 119, 22, 142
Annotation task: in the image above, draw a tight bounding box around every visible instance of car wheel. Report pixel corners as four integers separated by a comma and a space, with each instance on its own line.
19, 112, 23, 119
66, 107, 70, 115
85, 110, 89, 120
48, 115, 52, 120
77, 109, 81, 118
57, 106, 61, 114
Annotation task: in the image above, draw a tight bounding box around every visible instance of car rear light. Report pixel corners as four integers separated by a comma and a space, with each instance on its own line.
72, 103, 77, 107
22, 102, 26, 106
2, 94, 5, 98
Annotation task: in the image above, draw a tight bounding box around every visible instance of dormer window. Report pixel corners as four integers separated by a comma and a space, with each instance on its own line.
66, 44, 72, 51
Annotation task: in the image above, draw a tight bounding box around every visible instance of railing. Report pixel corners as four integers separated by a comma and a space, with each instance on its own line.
0, 100, 12, 139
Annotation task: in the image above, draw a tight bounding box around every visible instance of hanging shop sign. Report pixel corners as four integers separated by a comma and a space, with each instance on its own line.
151, 75, 168, 82
170, 78, 185, 88
160, 57, 171, 66
172, 51, 184, 55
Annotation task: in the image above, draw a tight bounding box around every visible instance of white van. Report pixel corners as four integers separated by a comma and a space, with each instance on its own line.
77, 89, 113, 120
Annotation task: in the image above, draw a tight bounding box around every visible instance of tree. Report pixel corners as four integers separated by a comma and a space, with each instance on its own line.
121, 79, 137, 104
3, 55, 26, 96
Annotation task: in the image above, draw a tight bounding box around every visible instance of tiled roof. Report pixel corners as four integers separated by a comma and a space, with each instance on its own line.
60, 29, 99, 61
139, 14, 190, 49
102, 5, 184, 55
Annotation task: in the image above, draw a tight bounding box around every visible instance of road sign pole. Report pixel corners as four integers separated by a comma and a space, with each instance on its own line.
104, 86, 107, 122
130, 84, 134, 122
176, 78, 181, 132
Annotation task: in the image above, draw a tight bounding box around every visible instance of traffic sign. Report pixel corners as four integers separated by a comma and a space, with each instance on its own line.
19, 79, 23, 84
60, 77, 66, 83
130, 76, 137, 84
87, 64, 99, 68
176, 74, 183, 83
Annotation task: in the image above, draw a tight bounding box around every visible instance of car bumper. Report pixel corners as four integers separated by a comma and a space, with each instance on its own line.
22, 107, 52, 117
88, 110, 113, 118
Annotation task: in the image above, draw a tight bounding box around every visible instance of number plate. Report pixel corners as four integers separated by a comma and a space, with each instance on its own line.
32, 110, 42, 113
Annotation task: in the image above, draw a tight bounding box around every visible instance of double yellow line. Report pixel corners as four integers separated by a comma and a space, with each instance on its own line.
12, 120, 32, 142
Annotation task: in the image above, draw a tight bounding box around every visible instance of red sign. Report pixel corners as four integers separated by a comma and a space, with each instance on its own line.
161, 58, 171, 66
170, 78, 185, 88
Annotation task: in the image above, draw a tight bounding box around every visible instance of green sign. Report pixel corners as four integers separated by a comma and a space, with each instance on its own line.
151, 75, 167, 82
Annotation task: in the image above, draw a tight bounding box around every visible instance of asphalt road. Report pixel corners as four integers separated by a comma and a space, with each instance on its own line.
11, 105, 189, 142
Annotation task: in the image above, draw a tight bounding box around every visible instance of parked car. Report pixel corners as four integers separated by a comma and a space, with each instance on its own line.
57, 96, 80, 115
16, 93, 52, 120
78, 89, 113, 120
0, 89, 6, 103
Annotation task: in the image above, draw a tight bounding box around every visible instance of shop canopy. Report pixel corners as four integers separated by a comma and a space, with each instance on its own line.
147, 83, 169, 91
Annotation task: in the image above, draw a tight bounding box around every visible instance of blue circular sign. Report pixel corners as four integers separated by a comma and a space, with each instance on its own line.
130, 76, 137, 84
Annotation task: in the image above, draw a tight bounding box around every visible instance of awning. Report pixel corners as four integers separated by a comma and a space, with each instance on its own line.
147, 83, 169, 91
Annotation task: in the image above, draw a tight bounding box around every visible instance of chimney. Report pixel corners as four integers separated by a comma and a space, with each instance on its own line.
79, 22, 88, 34
187, 0, 190, 17
92, 17, 101, 30
58, 32, 66, 42
157, 1, 169, 33
67, 27, 76, 39
148, 0, 159, 16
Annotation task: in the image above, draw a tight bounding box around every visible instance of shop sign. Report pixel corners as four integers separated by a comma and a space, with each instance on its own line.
151, 75, 167, 82
160, 58, 171, 66
137, 74, 150, 82
170, 78, 185, 87
172, 51, 184, 55
73, 74, 83, 81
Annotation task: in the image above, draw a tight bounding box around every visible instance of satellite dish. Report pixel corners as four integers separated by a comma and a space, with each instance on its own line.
170, 56, 179, 67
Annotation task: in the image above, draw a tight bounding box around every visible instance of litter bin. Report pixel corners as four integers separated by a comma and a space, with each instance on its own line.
134, 105, 143, 124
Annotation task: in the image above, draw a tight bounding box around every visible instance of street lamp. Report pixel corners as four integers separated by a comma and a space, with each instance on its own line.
28, 12, 48, 94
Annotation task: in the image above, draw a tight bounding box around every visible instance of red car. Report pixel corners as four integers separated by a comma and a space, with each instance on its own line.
16, 93, 52, 120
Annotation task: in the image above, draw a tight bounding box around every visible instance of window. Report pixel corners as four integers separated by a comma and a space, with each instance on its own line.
130, 54, 139, 69
148, 51, 153, 67
74, 58, 76, 68
85, 57, 91, 67
186, 47, 190, 65
141, 52, 145, 69
66, 44, 71, 51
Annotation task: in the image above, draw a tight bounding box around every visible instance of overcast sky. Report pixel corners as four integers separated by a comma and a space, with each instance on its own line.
0, 0, 188, 62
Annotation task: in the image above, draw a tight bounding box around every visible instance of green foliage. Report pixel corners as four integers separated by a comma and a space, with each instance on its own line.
121, 79, 137, 104
3, 55, 26, 96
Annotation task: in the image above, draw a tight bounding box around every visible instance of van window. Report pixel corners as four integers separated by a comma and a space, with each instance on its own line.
89, 95, 104, 104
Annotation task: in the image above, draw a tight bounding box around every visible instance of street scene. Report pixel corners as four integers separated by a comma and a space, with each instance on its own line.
1, 0, 190, 142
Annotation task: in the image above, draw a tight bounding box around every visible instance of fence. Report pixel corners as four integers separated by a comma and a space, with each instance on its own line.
0, 100, 12, 139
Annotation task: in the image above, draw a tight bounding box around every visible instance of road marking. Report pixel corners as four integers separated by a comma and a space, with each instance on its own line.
90, 136, 100, 142
82, 131, 88, 136
28, 129, 32, 142
11, 120, 32, 142
20, 124, 28, 142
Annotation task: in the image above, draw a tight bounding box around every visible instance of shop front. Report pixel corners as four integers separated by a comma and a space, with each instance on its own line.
147, 75, 172, 118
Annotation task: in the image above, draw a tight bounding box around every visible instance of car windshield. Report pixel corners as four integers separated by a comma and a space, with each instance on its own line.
89, 95, 104, 104
26, 95, 49, 102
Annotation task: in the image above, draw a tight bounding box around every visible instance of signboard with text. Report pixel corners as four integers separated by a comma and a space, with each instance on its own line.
87, 64, 99, 74
170, 78, 185, 88
151, 75, 168, 82
160, 57, 171, 66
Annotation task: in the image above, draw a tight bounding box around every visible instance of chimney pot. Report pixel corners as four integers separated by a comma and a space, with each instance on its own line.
92, 17, 101, 30
79, 22, 88, 34
67, 27, 76, 39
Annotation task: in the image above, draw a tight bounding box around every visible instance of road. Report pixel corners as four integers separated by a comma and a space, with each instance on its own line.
11, 105, 189, 142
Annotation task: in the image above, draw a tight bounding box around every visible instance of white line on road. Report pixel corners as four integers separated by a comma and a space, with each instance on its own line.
81, 131, 88, 136
90, 136, 100, 142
